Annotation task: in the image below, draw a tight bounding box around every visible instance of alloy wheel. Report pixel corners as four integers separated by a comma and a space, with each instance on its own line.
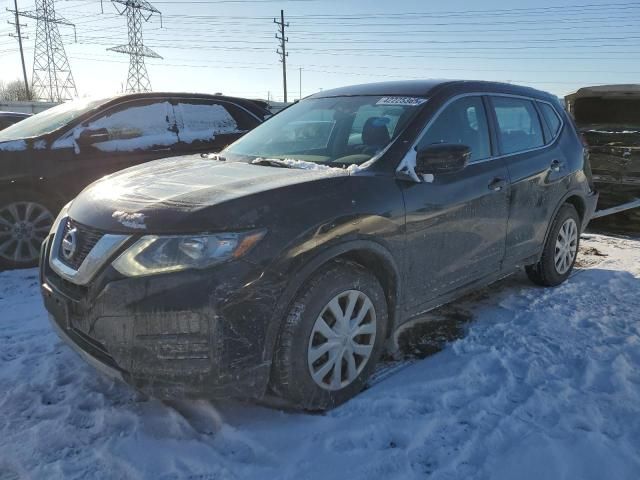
307, 289, 377, 391
554, 218, 578, 275
0, 202, 54, 264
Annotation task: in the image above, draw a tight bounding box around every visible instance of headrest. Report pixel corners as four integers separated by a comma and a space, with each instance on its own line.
362, 117, 391, 147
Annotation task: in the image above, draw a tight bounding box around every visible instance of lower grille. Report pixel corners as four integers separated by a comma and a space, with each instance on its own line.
66, 324, 121, 371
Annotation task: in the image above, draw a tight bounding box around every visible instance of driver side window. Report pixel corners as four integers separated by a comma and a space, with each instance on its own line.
78, 101, 175, 153
417, 96, 491, 162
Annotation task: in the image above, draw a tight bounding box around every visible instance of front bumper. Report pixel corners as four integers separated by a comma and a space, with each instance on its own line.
40, 234, 283, 399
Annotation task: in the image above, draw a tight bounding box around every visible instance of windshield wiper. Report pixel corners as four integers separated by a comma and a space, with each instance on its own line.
251, 158, 293, 168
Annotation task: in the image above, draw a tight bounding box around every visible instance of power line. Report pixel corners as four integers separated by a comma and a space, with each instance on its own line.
72, 34, 640, 45
67, 54, 632, 87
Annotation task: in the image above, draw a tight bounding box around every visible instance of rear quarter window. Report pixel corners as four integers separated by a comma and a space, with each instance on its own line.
491, 97, 544, 155
538, 102, 562, 139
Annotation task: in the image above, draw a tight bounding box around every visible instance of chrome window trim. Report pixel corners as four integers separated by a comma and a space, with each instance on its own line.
49, 216, 131, 286
396, 91, 565, 182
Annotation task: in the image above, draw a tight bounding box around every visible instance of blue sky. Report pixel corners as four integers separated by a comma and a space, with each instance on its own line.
0, 0, 638, 101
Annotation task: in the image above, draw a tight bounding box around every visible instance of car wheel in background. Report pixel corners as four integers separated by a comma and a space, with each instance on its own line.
270, 260, 388, 410
526, 203, 581, 287
0, 192, 57, 269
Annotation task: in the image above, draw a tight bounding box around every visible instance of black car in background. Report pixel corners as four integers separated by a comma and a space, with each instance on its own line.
0, 111, 31, 131
566, 84, 640, 232
41, 80, 597, 410
0, 93, 269, 268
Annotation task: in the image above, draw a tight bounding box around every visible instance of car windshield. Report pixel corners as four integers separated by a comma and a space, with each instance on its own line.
0, 97, 110, 141
223, 95, 426, 166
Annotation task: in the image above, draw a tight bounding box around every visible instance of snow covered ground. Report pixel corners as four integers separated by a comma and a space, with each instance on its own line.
1, 233, 639, 480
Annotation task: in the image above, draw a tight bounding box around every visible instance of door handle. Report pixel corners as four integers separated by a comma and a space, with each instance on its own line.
488, 178, 507, 192
550, 159, 563, 172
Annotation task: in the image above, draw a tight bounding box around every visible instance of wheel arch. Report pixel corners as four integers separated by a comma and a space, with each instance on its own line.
564, 194, 586, 224
262, 239, 402, 365
0, 180, 67, 211
540, 190, 587, 256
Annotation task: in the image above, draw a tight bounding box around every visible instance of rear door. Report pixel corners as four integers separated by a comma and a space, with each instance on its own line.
401, 95, 510, 309
488, 96, 569, 263
171, 98, 261, 155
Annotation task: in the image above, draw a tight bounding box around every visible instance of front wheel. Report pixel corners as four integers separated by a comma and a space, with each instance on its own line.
270, 261, 388, 410
526, 203, 580, 287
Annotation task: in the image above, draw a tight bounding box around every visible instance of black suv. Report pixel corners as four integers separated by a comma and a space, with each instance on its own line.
40, 80, 598, 410
0, 93, 268, 268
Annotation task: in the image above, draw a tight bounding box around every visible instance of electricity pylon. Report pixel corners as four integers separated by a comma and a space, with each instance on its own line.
16, 0, 77, 101
107, 0, 162, 93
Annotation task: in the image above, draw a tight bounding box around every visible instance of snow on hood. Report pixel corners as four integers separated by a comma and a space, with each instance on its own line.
112, 211, 147, 230
251, 157, 364, 173
0, 140, 27, 152
586, 129, 640, 134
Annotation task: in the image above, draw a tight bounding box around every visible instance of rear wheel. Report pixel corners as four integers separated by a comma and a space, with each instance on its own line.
270, 261, 388, 410
0, 193, 57, 269
526, 203, 580, 286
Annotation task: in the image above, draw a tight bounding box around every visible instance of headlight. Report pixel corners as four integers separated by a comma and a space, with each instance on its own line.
112, 230, 266, 277
50, 201, 72, 235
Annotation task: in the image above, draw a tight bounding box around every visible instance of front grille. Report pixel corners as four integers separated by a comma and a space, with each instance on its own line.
59, 219, 104, 270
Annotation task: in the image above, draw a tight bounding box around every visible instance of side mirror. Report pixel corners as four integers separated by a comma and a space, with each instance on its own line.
77, 128, 110, 146
415, 143, 471, 175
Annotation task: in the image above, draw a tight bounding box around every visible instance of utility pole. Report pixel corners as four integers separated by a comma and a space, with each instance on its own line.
15, 0, 77, 102
107, 0, 162, 93
274, 9, 288, 102
7, 0, 30, 99
299, 66, 302, 101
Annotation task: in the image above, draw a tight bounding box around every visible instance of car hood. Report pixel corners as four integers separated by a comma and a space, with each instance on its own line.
68, 154, 351, 233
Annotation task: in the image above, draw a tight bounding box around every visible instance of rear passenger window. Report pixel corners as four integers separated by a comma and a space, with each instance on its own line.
175, 101, 244, 143
492, 97, 544, 154
538, 102, 562, 138
417, 96, 491, 162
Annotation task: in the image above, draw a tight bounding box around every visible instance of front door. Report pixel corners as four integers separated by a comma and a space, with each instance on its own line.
401, 95, 510, 311
51, 98, 180, 196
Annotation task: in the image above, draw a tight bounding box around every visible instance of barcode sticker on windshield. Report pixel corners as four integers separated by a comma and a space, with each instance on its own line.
376, 97, 427, 106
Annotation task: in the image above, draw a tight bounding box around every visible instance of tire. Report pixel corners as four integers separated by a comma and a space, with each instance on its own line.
0, 191, 59, 269
526, 203, 581, 287
270, 260, 388, 411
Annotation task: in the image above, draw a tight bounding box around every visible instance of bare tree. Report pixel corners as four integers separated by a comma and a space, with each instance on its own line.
0, 80, 31, 101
